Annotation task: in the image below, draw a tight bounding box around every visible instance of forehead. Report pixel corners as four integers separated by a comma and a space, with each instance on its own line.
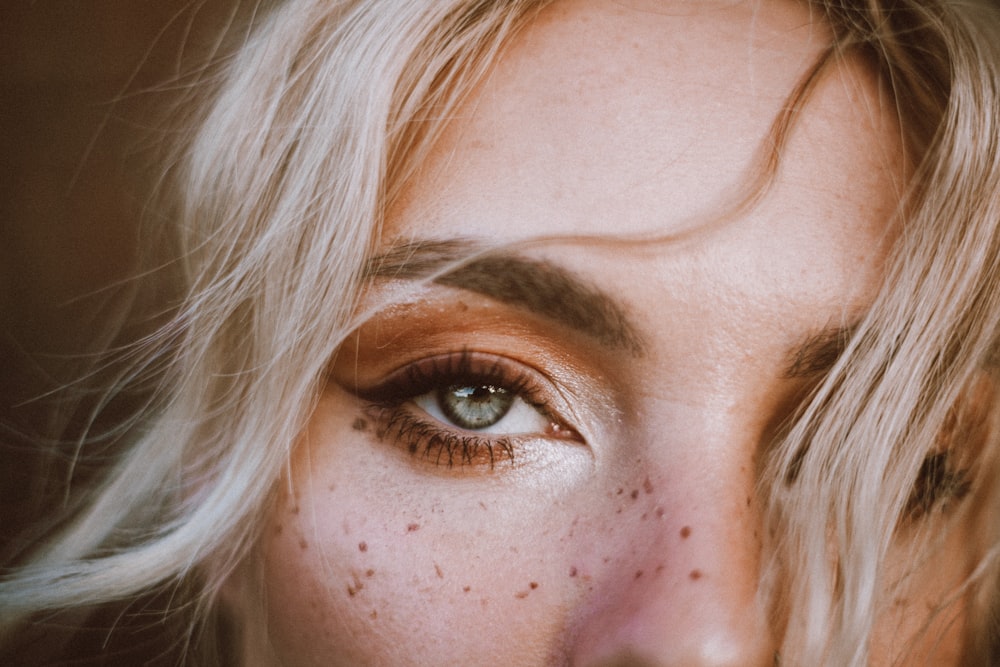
389, 0, 902, 244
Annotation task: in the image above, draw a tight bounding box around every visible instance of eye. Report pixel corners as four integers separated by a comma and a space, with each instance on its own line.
348, 351, 582, 468
904, 451, 972, 521
415, 383, 550, 433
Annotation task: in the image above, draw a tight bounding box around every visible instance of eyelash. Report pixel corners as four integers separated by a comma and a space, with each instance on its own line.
353, 350, 576, 469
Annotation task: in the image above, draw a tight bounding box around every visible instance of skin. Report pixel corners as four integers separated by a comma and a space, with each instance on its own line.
235, 0, 980, 664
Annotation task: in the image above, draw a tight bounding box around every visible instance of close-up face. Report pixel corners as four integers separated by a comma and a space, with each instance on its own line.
241, 0, 978, 664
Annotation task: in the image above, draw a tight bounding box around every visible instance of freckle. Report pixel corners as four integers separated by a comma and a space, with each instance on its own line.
569, 566, 578, 578
291, 505, 300, 515
463, 586, 471, 593
616, 508, 622, 514
630, 489, 639, 500
634, 570, 643, 580
274, 524, 284, 535
435, 563, 444, 579
746, 496, 752, 507
352, 418, 367, 431
458, 301, 469, 312
407, 523, 420, 532
515, 591, 529, 599
479, 501, 487, 510
689, 569, 702, 580
655, 564, 665, 574
358, 541, 367, 552
370, 610, 378, 620
327, 483, 336, 491
616, 487, 624, 495
641, 513, 648, 520
656, 507, 665, 519
680, 526, 691, 539
530, 581, 538, 589
298, 538, 309, 550
643, 477, 654, 494
348, 573, 365, 596
366, 569, 375, 578
603, 557, 611, 564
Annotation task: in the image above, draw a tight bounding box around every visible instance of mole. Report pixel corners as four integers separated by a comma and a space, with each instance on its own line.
680, 526, 691, 539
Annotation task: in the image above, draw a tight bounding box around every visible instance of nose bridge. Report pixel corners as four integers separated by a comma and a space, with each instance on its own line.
571, 415, 778, 667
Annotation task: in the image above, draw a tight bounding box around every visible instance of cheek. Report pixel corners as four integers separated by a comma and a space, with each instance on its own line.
868, 516, 978, 667
245, 395, 773, 665
253, 402, 599, 665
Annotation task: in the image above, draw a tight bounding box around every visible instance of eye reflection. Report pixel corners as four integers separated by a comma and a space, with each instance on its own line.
436, 384, 514, 429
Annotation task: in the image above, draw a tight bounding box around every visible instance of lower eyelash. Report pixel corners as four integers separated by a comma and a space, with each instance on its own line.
364, 404, 515, 469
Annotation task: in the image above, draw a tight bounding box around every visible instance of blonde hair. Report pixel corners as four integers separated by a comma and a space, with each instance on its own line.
2, 0, 999, 664
764, 1, 1000, 662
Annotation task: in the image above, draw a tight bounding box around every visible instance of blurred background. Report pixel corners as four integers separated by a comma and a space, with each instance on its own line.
1, 3, 261, 662
1, 0, 249, 539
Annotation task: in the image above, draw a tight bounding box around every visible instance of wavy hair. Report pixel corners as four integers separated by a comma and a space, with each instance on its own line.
2, 1, 999, 664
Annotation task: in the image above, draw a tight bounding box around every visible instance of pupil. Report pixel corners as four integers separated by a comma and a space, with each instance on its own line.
438, 384, 514, 430
470, 386, 492, 402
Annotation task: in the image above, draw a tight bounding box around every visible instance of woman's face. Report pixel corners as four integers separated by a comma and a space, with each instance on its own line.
244, 0, 978, 664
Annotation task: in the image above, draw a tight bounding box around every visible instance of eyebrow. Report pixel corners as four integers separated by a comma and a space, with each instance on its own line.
783, 323, 858, 379
365, 240, 860, 374
365, 240, 644, 354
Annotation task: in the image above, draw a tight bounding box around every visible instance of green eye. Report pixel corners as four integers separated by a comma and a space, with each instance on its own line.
437, 384, 515, 429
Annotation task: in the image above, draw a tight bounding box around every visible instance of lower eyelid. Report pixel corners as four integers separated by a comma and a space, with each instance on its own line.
362, 404, 516, 469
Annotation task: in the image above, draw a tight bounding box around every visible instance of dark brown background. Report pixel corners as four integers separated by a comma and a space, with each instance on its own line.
1, 1, 256, 408
1, 3, 260, 663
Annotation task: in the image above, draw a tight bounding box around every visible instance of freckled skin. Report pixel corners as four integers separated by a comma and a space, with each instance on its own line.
233, 1, 978, 665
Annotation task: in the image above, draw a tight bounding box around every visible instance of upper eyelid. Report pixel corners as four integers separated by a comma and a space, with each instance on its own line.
347, 352, 534, 402
342, 351, 589, 440
331, 317, 618, 442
